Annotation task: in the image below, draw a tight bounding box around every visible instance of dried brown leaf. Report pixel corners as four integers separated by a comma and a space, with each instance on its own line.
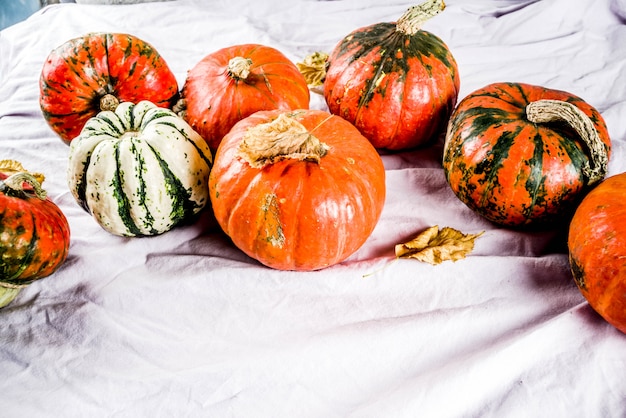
296, 51, 329, 95
395, 225, 484, 265
0, 159, 45, 185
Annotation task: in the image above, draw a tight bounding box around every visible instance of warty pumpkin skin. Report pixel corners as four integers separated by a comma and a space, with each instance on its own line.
323, 0, 459, 150
442, 82, 611, 228
179, 43, 310, 152
0, 168, 70, 308
67, 101, 213, 237
568, 173, 626, 334
208, 109, 386, 271
40, 32, 179, 144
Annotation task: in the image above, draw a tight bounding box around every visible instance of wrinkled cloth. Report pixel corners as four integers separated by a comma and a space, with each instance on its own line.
1, 0, 626, 417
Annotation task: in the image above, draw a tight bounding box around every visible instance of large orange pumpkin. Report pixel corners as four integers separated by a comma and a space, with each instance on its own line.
208, 109, 386, 271
568, 173, 626, 334
179, 44, 310, 152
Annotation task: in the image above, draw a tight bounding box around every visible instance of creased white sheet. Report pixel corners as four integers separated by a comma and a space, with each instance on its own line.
1, 0, 626, 417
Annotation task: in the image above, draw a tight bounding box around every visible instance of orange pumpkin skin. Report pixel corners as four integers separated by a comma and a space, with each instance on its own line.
180, 44, 310, 152
209, 109, 386, 271
568, 173, 626, 334
39, 32, 179, 144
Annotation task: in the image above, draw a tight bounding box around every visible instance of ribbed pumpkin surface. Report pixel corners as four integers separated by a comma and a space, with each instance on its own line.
67, 101, 212, 237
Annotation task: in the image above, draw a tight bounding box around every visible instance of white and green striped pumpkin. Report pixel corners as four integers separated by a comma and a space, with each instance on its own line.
67, 100, 213, 237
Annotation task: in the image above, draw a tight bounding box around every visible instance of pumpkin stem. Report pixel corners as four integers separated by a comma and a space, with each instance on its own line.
1, 172, 47, 200
396, 0, 446, 36
228, 57, 253, 81
237, 113, 330, 168
100, 93, 119, 112
172, 98, 187, 117
526, 99, 609, 186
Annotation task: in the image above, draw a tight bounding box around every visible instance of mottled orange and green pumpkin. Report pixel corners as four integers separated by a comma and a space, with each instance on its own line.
568, 173, 626, 334
443, 82, 611, 227
39, 32, 179, 144
0, 165, 70, 307
323, 0, 459, 150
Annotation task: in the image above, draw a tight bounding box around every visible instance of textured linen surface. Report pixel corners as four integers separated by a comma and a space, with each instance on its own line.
1, 0, 626, 417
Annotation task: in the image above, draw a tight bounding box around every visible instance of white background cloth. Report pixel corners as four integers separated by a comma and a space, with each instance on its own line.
1, 0, 626, 416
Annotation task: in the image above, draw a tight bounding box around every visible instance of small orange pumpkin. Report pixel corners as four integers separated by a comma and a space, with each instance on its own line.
179, 44, 310, 152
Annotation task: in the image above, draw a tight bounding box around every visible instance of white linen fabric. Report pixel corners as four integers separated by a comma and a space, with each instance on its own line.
1, 0, 626, 417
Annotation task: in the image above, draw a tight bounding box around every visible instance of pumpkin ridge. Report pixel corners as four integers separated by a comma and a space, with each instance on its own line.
40, 101, 93, 121
498, 82, 531, 108
103, 34, 116, 93
97, 112, 126, 137
73, 152, 92, 213
146, 142, 200, 225
2, 211, 39, 283
130, 139, 156, 234
62, 44, 111, 108
288, 165, 307, 267
462, 107, 516, 139
223, 170, 261, 240
522, 131, 548, 220
111, 141, 142, 236
153, 119, 214, 168
558, 133, 587, 180
474, 128, 518, 210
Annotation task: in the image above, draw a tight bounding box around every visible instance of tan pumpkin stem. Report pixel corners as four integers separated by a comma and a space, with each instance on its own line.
228, 57, 253, 80
1, 172, 47, 200
237, 113, 330, 168
100, 93, 120, 112
396, 0, 446, 35
526, 99, 608, 185
0, 159, 45, 185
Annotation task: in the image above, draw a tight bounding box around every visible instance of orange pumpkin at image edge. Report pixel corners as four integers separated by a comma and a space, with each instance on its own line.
208, 109, 386, 271
179, 43, 310, 152
568, 172, 626, 334
0, 166, 70, 308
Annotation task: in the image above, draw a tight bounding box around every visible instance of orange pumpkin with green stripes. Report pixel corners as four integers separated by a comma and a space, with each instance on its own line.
322, 0, 459, 150
39, 32, 179, 144
442, 82, 611, 227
